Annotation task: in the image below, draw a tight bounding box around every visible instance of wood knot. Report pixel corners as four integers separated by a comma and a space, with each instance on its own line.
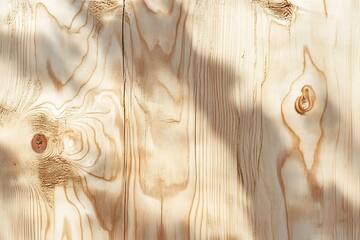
295, 85, 315, 115
31, 133, 47, 153
254, 0, 295, 23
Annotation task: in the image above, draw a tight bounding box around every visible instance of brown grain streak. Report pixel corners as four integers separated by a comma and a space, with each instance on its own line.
187, 51, 198, 239
64, 185, 84, 240
276, 151, 292, 240
323, 0, 328, 17
47, 61, 64, 90
35, 3, 83, 33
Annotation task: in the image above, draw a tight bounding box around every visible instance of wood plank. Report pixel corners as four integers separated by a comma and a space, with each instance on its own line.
1, 0, 126, 239
124, 0, 196, 238
125, 0, 265, 239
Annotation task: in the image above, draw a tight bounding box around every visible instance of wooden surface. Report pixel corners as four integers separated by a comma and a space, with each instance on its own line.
1, 0, 360, 239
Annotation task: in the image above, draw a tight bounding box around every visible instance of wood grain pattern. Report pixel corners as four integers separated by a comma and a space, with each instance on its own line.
1, 0, 360, 239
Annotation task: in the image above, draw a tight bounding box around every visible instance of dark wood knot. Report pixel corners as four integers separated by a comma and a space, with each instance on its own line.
295, 85, 315, 115
31, 133, 48, 153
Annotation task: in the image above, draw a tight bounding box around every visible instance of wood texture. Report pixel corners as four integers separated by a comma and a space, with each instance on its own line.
1, 0, 360, 239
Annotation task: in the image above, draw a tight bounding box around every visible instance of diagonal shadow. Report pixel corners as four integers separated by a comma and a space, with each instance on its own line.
0, 0, 360, 239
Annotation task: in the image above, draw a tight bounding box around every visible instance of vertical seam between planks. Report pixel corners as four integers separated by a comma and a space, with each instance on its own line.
121, 0, 127, 239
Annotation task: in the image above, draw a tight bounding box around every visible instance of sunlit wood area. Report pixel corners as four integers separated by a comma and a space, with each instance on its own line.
1, 0, 360, 239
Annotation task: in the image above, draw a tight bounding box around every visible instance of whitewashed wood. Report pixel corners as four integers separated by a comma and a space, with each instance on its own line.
0, 0, 126, 239
1, 0, 360, 239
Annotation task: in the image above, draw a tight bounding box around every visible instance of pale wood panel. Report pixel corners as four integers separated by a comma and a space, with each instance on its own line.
259, 0, 360, 239
0, 0, 125, 239
125, 0, 266, 239
1, 0, 360, 239
124, 0, 196, 238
